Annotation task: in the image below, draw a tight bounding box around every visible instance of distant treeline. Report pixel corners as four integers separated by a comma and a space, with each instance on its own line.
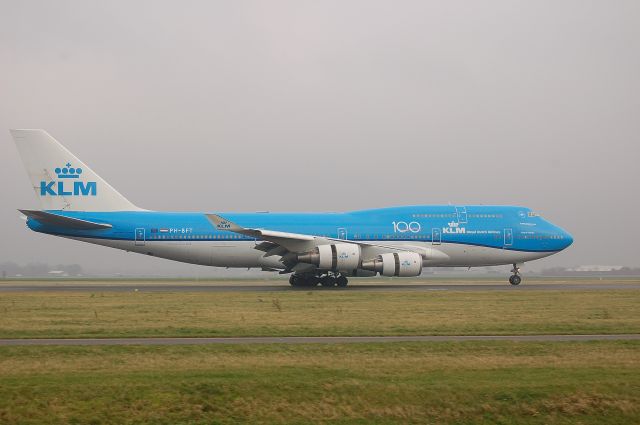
540, 267, 640, 276
0, 262, 83, 277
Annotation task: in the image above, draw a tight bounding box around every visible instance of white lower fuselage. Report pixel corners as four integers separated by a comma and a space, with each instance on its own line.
71, 237, 555, 269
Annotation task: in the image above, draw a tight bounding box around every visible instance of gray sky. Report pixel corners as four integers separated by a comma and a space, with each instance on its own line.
1, 1, 638, 274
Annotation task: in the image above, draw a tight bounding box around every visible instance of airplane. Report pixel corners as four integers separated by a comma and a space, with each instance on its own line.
10, 129, 573, 287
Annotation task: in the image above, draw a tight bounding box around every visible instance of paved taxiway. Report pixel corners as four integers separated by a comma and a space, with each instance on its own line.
1, 334, 639, 346
0, 282, 638, 292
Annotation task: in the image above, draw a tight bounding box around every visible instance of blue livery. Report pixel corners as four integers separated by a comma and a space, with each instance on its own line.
11, 129, 573, 287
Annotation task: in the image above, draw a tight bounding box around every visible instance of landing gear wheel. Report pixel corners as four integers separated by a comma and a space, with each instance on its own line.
290, 274, 319, 287
509, 275, 522, 286
336, 275, 348, 287
289, 274, 306, 287
289, 275, 300, 287
302, 275, 319, 287
320, 276, 335, 287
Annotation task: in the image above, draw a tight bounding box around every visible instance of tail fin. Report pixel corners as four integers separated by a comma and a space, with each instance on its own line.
10, 129, 142, 211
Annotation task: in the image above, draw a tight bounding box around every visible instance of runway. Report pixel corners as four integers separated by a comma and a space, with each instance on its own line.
0, 281, 638, 292
1, 334, 639, 346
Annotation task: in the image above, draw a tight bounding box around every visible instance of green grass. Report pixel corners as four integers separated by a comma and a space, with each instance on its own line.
0, 341, 639, 424
2, 284, 639, 424
0, 289, 639, 338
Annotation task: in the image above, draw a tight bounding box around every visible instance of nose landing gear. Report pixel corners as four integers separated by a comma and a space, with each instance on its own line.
509, 263, 522, 285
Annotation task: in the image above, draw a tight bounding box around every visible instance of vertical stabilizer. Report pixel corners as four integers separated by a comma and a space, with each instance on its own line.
10, 129, 142, 211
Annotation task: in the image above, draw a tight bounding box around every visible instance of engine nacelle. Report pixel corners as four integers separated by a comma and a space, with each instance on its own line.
297, 243, 361, 272
361, 252, 423, 277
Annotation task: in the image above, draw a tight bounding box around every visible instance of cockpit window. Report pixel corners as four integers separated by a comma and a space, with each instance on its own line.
527, 212, 540, 217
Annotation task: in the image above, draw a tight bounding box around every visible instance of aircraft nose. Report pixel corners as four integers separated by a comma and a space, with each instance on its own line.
561, 229, 574, 249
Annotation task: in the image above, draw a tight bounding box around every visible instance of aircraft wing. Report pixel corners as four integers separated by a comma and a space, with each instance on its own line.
206, 214, 319, 253
204, 213, 444, 258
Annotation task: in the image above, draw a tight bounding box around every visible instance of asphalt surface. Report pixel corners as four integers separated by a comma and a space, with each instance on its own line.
0, 282, 638, 292
1, 334, 639, 346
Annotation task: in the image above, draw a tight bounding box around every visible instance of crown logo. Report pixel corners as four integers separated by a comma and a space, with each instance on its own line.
55, 163, 83, 179
447, 221, 459, 227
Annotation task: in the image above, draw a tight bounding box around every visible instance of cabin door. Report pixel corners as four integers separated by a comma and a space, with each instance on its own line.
135, 228, 146, 246
455, 206, 468, 224
432, 228, 441, 245
337, 228, 347, 240
504, 228, 513, 247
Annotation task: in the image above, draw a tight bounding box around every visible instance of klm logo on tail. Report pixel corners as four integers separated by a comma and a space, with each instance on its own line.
40, 163, 97, 196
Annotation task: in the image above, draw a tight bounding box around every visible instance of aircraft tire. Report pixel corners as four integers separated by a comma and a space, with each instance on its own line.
336, 275, 348, 287
289, 275, 301, 287
305, 276, 320, 287
509, 275, 522, 285
290, 274, 318, 287
320, 276, 335, 287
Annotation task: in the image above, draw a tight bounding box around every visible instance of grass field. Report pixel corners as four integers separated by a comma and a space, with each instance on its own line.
1, 341, 639, 424
1, 280, 639, 424
0, 289, 639, 338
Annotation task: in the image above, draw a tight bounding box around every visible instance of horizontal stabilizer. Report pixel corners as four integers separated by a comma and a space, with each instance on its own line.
19, 209, 112, 230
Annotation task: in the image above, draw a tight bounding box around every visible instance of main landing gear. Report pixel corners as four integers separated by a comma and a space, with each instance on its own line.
289, 273, 348, 288
509, 263, 522, 286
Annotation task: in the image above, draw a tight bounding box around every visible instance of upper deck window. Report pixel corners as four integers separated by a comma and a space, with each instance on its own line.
468, 214, 503, 219
412, 213, 456, 218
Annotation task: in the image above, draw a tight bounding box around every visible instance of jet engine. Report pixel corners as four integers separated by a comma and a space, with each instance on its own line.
297, 243, 361, 272
361, 252, 423, 277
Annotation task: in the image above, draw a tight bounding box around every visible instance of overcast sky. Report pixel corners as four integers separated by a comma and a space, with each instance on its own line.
1, 1, 638, 275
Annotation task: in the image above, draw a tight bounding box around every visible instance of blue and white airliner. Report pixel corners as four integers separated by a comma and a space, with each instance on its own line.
11, 129, 573, 287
